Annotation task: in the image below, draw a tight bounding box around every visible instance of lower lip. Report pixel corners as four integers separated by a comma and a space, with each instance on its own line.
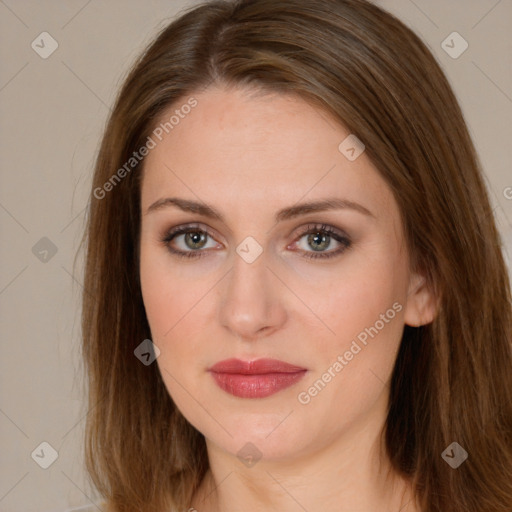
210, 371, 307, 398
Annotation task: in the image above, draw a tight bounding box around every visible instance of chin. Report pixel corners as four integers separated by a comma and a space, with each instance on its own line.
202, 409, 316, 463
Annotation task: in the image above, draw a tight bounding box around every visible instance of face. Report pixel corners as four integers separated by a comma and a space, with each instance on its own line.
139, 85, 433, 462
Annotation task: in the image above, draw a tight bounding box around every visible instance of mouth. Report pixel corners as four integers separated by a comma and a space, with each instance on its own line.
208, 358, 307, 399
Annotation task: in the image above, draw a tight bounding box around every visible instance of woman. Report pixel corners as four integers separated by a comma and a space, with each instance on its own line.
80, 0, 512, 511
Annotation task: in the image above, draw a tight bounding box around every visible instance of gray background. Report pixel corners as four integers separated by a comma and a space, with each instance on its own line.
0, 1, 511, 511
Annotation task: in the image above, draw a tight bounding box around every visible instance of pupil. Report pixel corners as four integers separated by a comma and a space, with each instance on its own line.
308, 232, 329, 251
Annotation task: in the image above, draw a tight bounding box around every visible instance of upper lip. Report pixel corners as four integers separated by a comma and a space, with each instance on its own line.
209, 358, 306, 374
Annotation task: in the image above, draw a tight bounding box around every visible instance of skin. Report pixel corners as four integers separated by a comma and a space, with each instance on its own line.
139, 85, 437, 512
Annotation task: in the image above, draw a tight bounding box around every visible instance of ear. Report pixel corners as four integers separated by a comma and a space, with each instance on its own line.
403, 272, 440, 327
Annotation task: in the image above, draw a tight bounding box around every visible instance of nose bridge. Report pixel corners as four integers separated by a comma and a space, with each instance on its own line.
219, 248, 286, 339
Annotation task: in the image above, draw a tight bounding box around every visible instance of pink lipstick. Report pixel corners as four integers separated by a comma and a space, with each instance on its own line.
208, 358, 307, 398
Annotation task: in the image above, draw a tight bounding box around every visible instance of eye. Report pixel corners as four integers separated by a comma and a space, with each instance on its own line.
161, 222, 352, 261
161, 224, 221, 259
290, 223, 352, 260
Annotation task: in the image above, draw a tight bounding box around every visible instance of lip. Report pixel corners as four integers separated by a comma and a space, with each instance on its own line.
208, 358, 307, 398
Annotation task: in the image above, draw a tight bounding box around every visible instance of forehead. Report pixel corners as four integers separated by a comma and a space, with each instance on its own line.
140, 86, 392, 217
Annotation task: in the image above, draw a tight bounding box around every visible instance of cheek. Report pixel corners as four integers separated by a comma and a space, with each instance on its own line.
294, 291, 405, 438
139, 246, 216, 401
141, 278, 220, 440
140, 257, 203, 406
140, 244, 213, 340
289, 247, 407, 422
291, 243, 407, 355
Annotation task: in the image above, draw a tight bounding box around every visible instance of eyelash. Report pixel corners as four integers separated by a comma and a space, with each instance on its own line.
161, 223, 352, 261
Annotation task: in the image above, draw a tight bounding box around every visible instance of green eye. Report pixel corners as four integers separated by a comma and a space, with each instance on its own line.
294, 224, 351, 260
307, 232, 331, 251
183, 231, 208, 250
162, 223, 352, 260
162, 224, 217, 259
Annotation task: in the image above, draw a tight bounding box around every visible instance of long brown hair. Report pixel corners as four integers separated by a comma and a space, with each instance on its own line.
79, 0, 512, 510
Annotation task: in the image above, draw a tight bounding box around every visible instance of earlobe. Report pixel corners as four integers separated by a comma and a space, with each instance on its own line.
403, 273, 440, 327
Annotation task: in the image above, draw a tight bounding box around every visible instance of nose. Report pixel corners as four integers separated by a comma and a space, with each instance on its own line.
218, 250, 287, 342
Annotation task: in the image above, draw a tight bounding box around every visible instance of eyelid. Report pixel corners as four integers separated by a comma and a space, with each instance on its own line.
162, 222, 221, 241
162, 222, 348, 241
292, 222, 348, 239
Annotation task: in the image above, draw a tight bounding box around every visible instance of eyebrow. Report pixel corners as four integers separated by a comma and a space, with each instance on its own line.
145, 196, 375, 222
